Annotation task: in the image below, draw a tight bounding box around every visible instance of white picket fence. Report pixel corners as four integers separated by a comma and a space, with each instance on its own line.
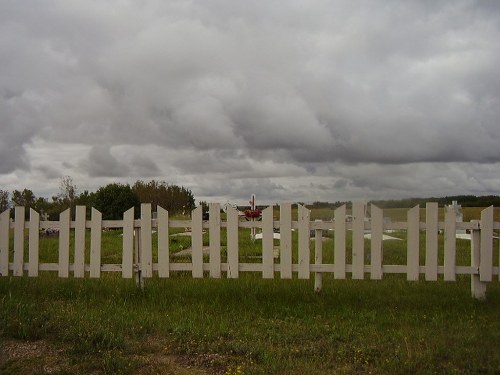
0, 202, 498, 299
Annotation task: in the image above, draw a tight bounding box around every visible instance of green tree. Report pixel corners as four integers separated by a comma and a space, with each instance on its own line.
75, 190, 95, 219
11, 189, 36, 207
198, 200, 209, 213
0, 190, 9, 212
53, 176, 78, 217
11, 189, 37, 219
93, 183, 140, 220
133, 180, 166, 212
33, 197, 51, 217
132, 180, 195, 214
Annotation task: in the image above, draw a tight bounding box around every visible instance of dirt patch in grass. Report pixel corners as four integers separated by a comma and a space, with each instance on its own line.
0, 338, 215, 375
0, 339, 74, 374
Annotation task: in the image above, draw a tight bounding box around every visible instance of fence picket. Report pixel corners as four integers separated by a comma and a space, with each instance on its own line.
352, 202, 365, 279
90, 208, 102, 278
425, 202, 438, 281
262, 206, 274, 278
370, 204, 383, 280
209, 203, 221, 278
140, 204, 153, 278
28, 209, 40, 277
0, 210, 9, 277
334, 205, 346, 279
407, 205, 420, 281
122, 207, 134, 278
226, 206, 239, 278
470, 220, 486, 299
314, 220, 323, 292
480, 206, 493, 282
74, 206, 86, 278
13, 206, 25, 276
298, 204, 310, 279
58, 209, 70, 278
157, 206, 169, 278
192, 206, 203, 278
444, 205, 456, 281
280, 203, 292, 279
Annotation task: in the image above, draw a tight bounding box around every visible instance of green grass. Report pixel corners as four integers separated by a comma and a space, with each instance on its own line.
308, 206, 500, 222
1, 275, 499, 374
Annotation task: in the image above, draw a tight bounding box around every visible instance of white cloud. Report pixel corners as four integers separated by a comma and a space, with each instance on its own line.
1, 0, 500, 203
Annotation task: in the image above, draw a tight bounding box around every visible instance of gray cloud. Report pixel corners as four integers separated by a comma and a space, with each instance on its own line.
81, 146, 130, 178
1, 0, 499, 202
130, 155, 160, 177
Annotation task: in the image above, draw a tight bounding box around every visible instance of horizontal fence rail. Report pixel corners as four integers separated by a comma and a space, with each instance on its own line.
0, 203, 499, 299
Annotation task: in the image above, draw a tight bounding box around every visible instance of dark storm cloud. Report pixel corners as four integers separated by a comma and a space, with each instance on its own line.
1, 0, 499, 201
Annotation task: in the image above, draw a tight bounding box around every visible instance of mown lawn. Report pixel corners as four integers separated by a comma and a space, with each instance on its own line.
1, 274, 499, 374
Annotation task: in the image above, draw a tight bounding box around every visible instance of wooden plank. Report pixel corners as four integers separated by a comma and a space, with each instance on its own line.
13, 206, 25, 276
122, 207, 134, 278
352, 201, 365, 279
100, 264, 122, 272
280, 203, 292, 279
38, 263, 59, 271
480, 206, 493, 282
407, 205, 420, 281
58, 209, 70, 278
470, 220, 486, 299
298, 204, 310, 279
209, 203, 221, 278
262, 206, 274, 278
370, 204, 383, 280
140, 203, 153, 278
0, 209, 9, 277
169, 263, 193, 272
238, 263, 262, 272
90, 208, 102, 278
226, 206, 239, 278
74, 205, 86, 278
28, 209, 40, 277
314, 220, 323, 292
311, 264, 334, 273
191, 206, 203, 278
425, 202, 438, 281
444, 205, 456, 281
383, 265, 408, 273
157, 206, 169, 278
334, 205, 346, 279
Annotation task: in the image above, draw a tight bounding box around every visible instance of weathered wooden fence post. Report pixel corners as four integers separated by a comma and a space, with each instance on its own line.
314, 219, 323, 293
470, 220, 486, 300
134, 225, 144, 289
0, 209, 9, 277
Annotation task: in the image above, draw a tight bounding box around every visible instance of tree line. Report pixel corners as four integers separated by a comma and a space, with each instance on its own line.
369, 195, 500, 209
306, 196, 500, 210
0, 177, 196, 220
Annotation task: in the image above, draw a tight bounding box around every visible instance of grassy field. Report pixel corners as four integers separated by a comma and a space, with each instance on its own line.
309, 206, 500, 222
1, 275, 499, 374
1, 207, 499, 374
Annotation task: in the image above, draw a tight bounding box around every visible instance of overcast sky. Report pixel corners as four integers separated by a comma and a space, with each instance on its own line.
1, 0, 499, 205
